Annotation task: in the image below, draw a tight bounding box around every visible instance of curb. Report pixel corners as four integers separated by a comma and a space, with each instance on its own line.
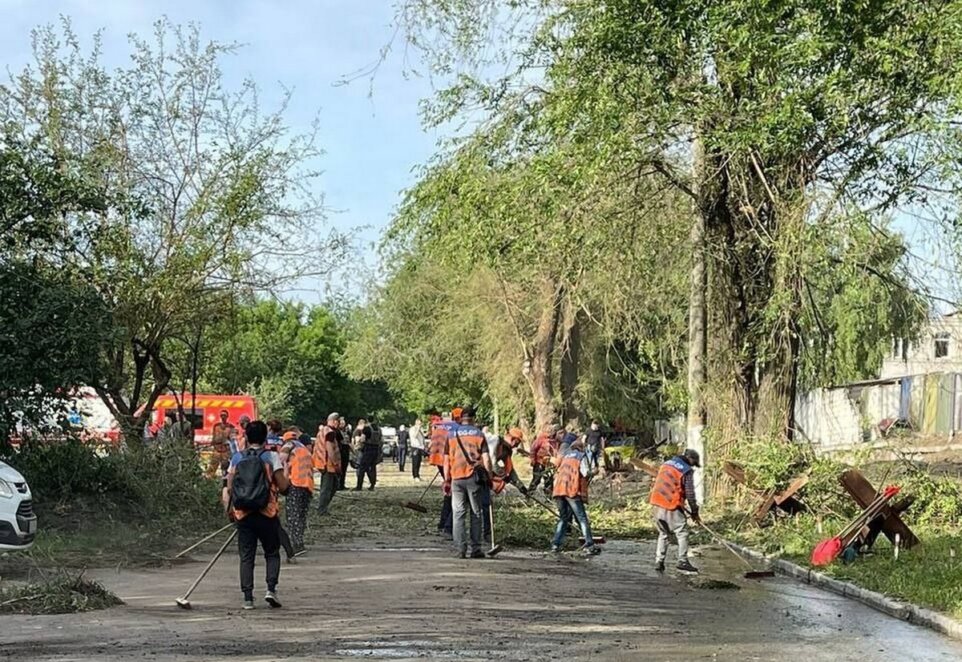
726, 541, 962, 641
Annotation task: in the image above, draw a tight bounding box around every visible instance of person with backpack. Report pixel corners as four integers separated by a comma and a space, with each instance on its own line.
226, 419, 289, 610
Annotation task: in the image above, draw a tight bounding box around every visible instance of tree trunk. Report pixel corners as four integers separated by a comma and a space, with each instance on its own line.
687, 137, 708, 504
560, 305, 584, 429
523, 278, 563, 433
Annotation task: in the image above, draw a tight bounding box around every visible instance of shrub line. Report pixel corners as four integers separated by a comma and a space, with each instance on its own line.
725, 540, 962, 641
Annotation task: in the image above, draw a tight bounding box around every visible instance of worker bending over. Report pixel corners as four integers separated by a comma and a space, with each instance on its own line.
550, 438, 600, 556
649, 448, 701, 575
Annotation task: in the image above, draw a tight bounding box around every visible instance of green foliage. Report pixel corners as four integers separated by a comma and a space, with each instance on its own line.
0, 574, 123, 615
2, 438, 220, 524
200, 298, 406, 428
1, 19, 340, 438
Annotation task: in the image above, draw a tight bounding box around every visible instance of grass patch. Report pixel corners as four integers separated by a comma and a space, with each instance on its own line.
726, 513, 962, 619
0, 573, 123, 614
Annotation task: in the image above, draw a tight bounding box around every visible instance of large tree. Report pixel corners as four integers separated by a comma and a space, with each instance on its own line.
398, 0, 960, 448
0, 20, 342, 439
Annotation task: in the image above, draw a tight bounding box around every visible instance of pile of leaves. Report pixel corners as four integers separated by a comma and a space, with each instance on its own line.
0, 574, 123, 615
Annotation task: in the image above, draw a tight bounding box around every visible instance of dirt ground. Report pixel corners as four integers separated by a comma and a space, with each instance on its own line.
3, 467, 962, 661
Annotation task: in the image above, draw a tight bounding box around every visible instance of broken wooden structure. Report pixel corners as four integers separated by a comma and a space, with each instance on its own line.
839, 469, 920, 549
723, 461, 808, 524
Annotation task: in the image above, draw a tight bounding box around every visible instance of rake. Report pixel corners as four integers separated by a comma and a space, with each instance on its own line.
401, 471, 440, 513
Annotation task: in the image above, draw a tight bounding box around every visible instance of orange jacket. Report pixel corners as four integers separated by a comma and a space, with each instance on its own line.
649, 459, 689, 510
288, 442, 314, 492
553, 451, 588, 501
312, 426, 342, 474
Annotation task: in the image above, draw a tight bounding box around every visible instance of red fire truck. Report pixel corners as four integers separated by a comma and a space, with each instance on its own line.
150, 394, 258, 448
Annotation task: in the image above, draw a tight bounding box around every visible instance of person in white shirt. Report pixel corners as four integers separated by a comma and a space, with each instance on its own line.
409, 419, 427, 481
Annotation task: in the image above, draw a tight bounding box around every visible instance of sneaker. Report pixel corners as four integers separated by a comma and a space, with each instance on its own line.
676, 560, 699, 575
368, 486, 376, 491
457, 550, 467, 559
655, 561, 665, 573
265, 590, 282, 608
353, 487, 362, 492
242, 600, 255, 610
470, 550, 486, 559
549, 546, 561, 554
581, 545, 601, 557
286, 556, 297, 565
415, 477, 422, 482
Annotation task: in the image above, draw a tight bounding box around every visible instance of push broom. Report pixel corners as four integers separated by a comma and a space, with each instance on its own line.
401, 471, 439, 513
176, 528, 237, 609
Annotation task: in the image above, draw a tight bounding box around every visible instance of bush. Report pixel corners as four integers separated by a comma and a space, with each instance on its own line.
1, 437, 220, 525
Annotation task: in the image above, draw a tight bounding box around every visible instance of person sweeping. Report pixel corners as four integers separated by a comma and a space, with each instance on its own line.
549, 438, 600, 556
649, 448, 701, 575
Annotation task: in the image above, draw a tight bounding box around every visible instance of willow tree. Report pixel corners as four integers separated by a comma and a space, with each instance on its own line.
399, 0, 962, 445
352, 119, 690, 431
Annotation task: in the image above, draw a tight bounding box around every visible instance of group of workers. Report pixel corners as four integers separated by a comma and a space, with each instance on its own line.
212, 406, 702, 609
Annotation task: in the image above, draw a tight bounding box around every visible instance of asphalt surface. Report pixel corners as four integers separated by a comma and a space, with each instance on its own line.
3, 477, 962, 660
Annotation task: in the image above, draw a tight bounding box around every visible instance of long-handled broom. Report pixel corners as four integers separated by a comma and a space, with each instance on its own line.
172, 523, 233, 559
513, 487, 606, 545
692, 516, 775, 579
486, 504, 503, 557
175, 529, 237, 609
402, 471, 440, 513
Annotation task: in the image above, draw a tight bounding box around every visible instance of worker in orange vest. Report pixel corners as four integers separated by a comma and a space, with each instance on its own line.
550, 438, 600, 556
313, 412, 343, 516
649, 449, 701, 575
528, 424, 559, 497
490, 431, 526, 496
430, 410, 460, 538
443, 406, 492, 558
283, 431, 313, 555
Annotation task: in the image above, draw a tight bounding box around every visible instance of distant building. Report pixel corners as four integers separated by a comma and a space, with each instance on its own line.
881, 312, 962, 379
796, 313, 962, 456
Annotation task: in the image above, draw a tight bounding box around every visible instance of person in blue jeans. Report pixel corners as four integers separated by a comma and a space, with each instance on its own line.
550, 438, 600, 556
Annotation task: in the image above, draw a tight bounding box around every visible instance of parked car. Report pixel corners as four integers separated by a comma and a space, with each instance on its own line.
380, 426, 398, 458
0, 460, 37, 550
604, 436, 638, 469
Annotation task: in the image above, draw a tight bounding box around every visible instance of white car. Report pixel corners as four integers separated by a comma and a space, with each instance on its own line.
0, 461, 37, 550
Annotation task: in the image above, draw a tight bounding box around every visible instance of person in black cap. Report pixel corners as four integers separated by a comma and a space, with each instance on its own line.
649, 448, 701, 575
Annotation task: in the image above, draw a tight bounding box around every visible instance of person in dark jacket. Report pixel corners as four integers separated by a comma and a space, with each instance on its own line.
396, 425, 410, 472
354, 419, 378, 490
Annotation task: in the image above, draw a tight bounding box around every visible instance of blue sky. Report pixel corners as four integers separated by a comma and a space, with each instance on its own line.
0, 0, 442, 301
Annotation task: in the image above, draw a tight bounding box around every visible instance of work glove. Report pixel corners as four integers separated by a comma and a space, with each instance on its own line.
689, 507, 701, 524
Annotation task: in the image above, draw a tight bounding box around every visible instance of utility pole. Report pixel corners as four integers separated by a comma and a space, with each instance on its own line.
687, 137, 708, 504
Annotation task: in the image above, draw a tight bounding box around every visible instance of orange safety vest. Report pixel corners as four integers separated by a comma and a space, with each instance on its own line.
649, 458, 690, 511
447, 425, 486, 481
429, 422, 455, 467
553, 451, 588, 501
491, 454, 514, 495
312, 426, 342, 474
288, 442, 314, 492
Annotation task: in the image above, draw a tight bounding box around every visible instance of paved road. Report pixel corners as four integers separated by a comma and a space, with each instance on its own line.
3, 481, 962, 660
